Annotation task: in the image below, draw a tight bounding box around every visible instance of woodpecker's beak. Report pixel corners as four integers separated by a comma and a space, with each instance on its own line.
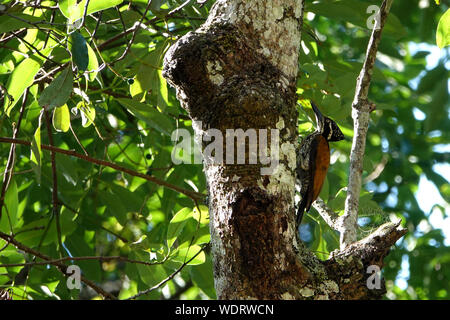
310, 101, 324, 131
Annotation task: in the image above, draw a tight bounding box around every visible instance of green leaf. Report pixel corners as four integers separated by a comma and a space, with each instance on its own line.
171, 244, 205, 265
319, 176, 329, 202
130, 42, 167, 103
131, 250, 168, 287
64, 229, 102, 282
417, 64, 447, 94
14, 218, 48, 247
167, 208, 192, 249
109, 184, 143, 213
38, 67, 73, 109
59, 0, 124, 23
0, 179, 19, 232
436, 9, 450, 48
0, 249, 25, 278
30, 112, 43, 184
99, 191, 128, 226
0, 13, 41, 34
5, 179, 19, 228
116, 98, 173, 135
156, 69, 169, 110
52, 104, 71, 132
192, 205, 209, 225
190, 255, 216, 299
3, 49, 51, 116
307, 0, 407, 38
86, 42, 99, 81
78, 101, 96, 127
70, 32, 89, 71
56, 153, 78, 186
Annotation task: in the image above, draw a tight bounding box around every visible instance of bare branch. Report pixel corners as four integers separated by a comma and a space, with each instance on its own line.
0, 89, 29, 223
0, 254, 168, 268
110, 0, 153, 65
340, 0, 393, 249
0, 137, 205, 201
363, 155, 388, 184
312, 197, 340, 232
126, 245, 206, 300
0, 231, 117, 300
43, 108, 63, 256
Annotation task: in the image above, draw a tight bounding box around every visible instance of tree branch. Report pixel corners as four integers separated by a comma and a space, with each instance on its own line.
0, 254, 168, 268
43, 109, 63, 256
126, 244, 206, 300
340, 0, 393, 249
312, 197, 340, 232
0, 89, 29, 223
0, 231, 117, 300
325, 220, 407, 299
0, 137, 204, 201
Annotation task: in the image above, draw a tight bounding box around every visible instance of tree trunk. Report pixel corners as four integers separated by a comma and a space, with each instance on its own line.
163, 0, 406, 300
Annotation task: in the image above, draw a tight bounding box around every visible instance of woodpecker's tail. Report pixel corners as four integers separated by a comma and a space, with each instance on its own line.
296, 198, 307, 227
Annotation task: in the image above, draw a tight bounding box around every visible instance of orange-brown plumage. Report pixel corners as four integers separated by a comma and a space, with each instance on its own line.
296, 102, 344, 226
312, 135, 330, 202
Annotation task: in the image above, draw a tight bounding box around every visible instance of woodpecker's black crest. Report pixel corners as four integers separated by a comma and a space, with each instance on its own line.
296, 101, 344, 226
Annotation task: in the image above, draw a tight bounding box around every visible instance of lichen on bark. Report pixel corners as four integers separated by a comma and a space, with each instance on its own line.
163, 0, 406, 300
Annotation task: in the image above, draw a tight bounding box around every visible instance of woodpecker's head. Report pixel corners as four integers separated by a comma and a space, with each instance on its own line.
311, 101, 345, 142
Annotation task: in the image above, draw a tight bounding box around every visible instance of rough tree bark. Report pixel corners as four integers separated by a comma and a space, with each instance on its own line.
163, 0, 406, 300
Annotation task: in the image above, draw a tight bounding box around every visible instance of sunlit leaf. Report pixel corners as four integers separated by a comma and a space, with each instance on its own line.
171, 245, 205, 265
116, 98, 173, 135
59, 0, 124, 23
436, 9, 450, 48
0, 13, 41, 34
0, 180, 19, 232
167, 208, 192, 249
86, 42, 99, 81
190, 255, 216, 298
52, 104, 71, 132
77, 101, 96, 127
30, 112, 43, 184
3, 48, 52, 116
38, 67, 73, 109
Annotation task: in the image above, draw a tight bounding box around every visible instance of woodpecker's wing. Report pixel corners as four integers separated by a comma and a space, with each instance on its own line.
312, 135, 330, 202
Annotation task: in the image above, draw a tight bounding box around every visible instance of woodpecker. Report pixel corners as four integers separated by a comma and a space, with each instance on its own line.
296, 101, 344, 226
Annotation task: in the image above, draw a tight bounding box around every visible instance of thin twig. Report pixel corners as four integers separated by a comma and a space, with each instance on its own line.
0, 230, 117, 299
79, 0, 91, 29
363, 155, 388, 184
126, 244, 206, 300
43, 109, 63, 256
0, 254, 169, 268
69, 124, 89, 156
312, 198, 340, 232
0, 137, 205, 201
10, 30, 60, 65
97, 0, 193, 51
0, 89, 29, 222
89, 11, 102, 43
110, 0, 153, 65
33, 64, 68, 85
59, 200, 129, 243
